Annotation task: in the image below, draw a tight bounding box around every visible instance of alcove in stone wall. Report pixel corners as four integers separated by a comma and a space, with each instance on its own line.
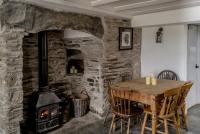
66, 49, 84, 75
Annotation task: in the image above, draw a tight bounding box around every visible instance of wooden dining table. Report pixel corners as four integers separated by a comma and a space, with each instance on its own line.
111, 78, 186, 134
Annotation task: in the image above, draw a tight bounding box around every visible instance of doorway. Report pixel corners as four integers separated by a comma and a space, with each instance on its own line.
187, 24, 200, 108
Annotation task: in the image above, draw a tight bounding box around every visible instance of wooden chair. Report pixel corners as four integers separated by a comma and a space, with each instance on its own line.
177, 82, 193, 130
104, 79, 130, 130
103, 79, 113, 125
120, 72, 139, 107
141, 87, 181, 134
104, 77, 138, 126
104, 78, 121, 126
109, 88, 143, 134
157, 70, 178, 80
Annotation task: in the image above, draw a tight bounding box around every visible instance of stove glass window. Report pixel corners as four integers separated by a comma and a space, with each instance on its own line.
39, 107, 49, 121
50, 104, 59, 118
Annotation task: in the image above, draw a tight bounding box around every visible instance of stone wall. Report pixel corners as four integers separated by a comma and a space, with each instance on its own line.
0, 31, 24, 134
48, 31, 66, 84
0, 1, 141, 133
101, 17, 142, 113
0, 1, 104, 38
102, 17, 141, 80
64, 36, 104, 114
23, 33, 38, 122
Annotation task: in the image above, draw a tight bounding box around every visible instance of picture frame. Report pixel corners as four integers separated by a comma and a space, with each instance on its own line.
119, 27, 133, 50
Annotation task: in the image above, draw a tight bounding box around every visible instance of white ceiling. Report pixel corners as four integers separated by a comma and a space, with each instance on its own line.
23, 0, 200, 19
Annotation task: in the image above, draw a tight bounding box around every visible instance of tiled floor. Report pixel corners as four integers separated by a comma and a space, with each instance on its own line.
49, 104, 200, 134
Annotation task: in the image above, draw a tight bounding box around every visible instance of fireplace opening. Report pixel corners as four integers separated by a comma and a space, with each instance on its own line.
66, 49, 84, 75
22, 29, 104, 133
26, 31, 62, 134
37, 103, 60, 133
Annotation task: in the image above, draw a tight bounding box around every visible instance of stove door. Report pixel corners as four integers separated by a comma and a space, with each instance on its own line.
37, 104, 61, 133
38, 107, 50, 122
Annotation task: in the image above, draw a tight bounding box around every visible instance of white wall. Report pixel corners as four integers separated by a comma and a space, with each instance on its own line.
132, 6, 200, 27
133, 6, 200, 109
141, 25, 188, 80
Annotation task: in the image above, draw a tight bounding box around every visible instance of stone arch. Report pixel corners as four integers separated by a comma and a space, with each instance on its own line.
1, 1, 104, 38
63, 30, 104, 115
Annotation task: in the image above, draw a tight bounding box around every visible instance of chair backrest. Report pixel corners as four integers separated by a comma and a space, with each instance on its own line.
177, 82, 193, 106
110, 88, 132, 115
157, 70, 178, 80
159, 87, 180, 117
105, 78, 121, 104
106, 80, 112, 104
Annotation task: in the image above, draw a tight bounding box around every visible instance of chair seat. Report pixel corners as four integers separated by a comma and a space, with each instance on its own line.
113, 106, 143, 117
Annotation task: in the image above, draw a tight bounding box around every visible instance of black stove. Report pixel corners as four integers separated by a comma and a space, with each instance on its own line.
29, 31, 61, 133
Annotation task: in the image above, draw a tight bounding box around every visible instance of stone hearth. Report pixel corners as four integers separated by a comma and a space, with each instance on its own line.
0, 1, 141, 134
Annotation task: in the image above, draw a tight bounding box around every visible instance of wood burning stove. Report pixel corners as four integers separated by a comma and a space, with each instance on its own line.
37, 103, 60, 132
29, 31, 62, 133
36, 92, 61, 133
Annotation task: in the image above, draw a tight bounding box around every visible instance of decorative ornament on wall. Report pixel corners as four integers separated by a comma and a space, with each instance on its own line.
156, 27, 163, 43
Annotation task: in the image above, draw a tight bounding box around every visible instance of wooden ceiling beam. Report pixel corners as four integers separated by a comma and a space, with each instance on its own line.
127, 0, 200, 15
91, 0, 120, 7
114, 0, 177, 11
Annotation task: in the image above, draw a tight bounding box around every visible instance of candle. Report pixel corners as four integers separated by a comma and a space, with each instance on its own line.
74, 69, 78, 74
152, 78, 157, 86
146, 76, 151, 85
70, 68, 74, 74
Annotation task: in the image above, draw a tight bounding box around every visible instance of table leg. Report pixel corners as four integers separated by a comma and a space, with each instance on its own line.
151, 100, 157, 134
152, 113, 157, 134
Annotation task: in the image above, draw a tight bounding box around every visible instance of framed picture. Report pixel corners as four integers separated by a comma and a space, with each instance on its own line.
119, 27, 133, 50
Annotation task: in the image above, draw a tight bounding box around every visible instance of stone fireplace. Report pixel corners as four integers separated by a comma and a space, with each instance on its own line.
0, 1, 141, 133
